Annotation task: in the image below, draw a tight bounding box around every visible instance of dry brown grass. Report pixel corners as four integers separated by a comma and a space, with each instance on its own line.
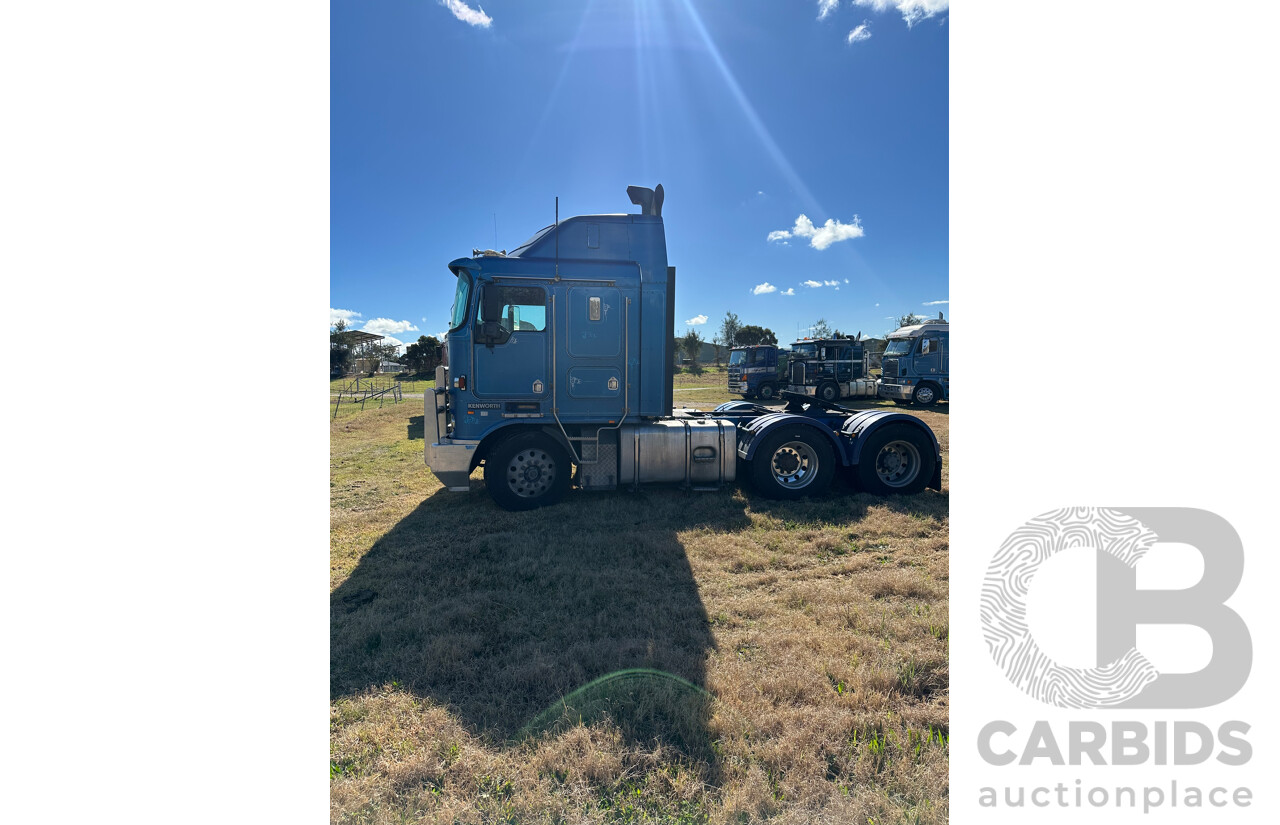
332, 394, 949, 823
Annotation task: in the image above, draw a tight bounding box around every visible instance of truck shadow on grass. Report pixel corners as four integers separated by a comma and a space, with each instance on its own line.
331, 486, 751, 764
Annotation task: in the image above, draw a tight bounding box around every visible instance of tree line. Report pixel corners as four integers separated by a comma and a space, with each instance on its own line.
334, 310, 939, 374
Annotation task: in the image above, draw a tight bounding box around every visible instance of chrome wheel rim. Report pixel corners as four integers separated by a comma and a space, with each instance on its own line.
915, 386, 935, 404
875, 440, 921, 488
770, 440, 819, 489
506, 448, 557, 498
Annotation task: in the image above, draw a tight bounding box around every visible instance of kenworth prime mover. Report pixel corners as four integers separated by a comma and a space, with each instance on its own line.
877, 319, 949, 406
727, 344, 787, 401
426, 186, 941, 510
785, 337, 879, 403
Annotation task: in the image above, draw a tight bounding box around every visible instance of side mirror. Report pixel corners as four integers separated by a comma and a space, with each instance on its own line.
475, 320, 510, 347
481, 287, 504, 322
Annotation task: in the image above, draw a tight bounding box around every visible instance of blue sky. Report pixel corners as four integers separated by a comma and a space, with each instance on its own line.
332, 0, 949, 349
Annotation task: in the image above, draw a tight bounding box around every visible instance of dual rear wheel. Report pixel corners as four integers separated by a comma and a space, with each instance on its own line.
749, 423, 935, 499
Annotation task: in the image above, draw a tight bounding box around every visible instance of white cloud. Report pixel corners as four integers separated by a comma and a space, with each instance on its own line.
440, 0, 492, 28
845, 278, 850, 283
923, 299, 949, 305
435, 331, 447, 341
752, 282, 778, 295
817, 0, 840, 20
331, 307, 362, 325
852, 1, 948, 28
875, 302, 880, 307
847, 21, 872, 44
824, 280, 840, 286
802, 280, 822, 288
362, 317, 420, 336
685, 314, 709, 326
768, 214, 865, 250
780, 288, 796, 296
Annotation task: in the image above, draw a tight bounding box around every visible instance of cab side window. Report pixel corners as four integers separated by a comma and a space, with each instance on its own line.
480, 285, 547, 332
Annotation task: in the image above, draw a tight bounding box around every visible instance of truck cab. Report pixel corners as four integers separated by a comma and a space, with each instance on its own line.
877, 320, 949, 406
728, 344, 787, 401
785, 338, 878, 403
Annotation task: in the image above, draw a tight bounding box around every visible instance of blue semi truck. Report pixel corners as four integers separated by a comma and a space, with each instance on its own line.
727, 344, 787, 401
877, 318, 949, 406
426, 185, 941, 510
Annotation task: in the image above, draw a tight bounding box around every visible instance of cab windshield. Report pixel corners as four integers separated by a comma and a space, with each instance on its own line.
792, 343, 817, 357
884, 339, 913, 356
449, 272, 472, 331
729, 350, 747, 366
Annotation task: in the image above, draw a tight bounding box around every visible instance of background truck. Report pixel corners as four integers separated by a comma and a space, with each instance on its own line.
877, 318, 949, 406
727, 344, 788, 401
425, 185, 941, 510
785, 337, 879, 403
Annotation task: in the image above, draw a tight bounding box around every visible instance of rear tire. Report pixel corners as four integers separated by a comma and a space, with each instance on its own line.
484, 431, 571, 511
749, 427, 835, 500
855, 424, 936, 496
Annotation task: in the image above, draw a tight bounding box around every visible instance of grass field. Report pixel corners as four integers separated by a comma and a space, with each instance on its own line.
331, 373, 949, 824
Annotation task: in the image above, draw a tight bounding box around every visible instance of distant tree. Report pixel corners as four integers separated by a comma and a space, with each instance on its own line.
680, 328, 705, 367
719, 311, 742, 349
735, 325, 777, 346
331, 319, 354, 373
710, 333, 726, 367
811, 318, 834, 339
403, 335, 443, 374
897, 313, 926, 329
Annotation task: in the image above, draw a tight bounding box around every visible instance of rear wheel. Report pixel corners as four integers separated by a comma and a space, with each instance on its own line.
757, 382, 778, 402
484, 431, 571, 511
855, 425, 936, 496
749, 427, 835, 500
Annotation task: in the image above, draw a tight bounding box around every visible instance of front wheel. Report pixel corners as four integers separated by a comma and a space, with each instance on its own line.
855, 425, 936, 496
749, 428, 835, 500
912, 383, 939, 406
818, 382, 839, 403
757, 382, 778, 402
484, 431, 571, 511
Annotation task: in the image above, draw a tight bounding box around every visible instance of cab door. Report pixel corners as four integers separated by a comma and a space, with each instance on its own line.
472, 282, 550, 399
915, 334, 943, 377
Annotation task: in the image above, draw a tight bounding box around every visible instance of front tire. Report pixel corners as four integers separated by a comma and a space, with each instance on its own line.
818, 382, 839, 403
855, 424, 936, 496
912, 383, 939, 406
749, 427, 835, 500
757, 382, 778, 402
484, 431, 571, 511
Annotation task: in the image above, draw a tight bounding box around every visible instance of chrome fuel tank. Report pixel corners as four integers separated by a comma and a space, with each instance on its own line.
619, 419, 737, 488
